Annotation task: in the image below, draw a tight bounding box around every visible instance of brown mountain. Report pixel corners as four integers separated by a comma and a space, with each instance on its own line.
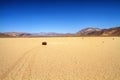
102, 27, 120, 36
76, 27, 120, 36
76, 28, 102, 36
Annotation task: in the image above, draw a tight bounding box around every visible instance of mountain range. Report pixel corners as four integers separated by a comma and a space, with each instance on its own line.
0, 26, 120, 37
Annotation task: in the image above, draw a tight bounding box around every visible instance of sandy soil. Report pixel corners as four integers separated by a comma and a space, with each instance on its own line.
0, 37, 120, 80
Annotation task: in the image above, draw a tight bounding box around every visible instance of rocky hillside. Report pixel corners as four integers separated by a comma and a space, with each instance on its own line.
76, 27, 120, 36
77, 28, 102, 36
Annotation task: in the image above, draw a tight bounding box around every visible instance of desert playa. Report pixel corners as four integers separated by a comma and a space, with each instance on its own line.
0, 37, 120, 80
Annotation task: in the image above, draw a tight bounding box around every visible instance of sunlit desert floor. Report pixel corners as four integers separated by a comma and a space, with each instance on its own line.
0, 37, 120, 80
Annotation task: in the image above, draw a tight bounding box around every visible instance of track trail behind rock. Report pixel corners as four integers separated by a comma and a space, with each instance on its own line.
0, 45, 41, 80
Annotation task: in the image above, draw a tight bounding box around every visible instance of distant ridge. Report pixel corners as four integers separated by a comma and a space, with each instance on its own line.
0, 33, 11, 37
0, 26, 120, 37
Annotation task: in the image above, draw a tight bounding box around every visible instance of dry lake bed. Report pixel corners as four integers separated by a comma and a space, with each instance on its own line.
0, 37, 120, 80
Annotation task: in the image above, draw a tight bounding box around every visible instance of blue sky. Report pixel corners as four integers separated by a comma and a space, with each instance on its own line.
0, 0, 120, 33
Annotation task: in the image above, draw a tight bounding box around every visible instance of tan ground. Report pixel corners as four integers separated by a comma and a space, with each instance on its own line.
0, 37, 120, 80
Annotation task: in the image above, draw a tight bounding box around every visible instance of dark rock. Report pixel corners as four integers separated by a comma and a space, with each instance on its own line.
42, 42, 47, 45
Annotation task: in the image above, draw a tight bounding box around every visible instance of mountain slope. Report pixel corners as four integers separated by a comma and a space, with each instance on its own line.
77, 28, 102, 36
76, 27, 120, 36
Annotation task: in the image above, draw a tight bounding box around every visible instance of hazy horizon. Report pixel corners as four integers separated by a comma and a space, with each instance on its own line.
0, 26, 120, 34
